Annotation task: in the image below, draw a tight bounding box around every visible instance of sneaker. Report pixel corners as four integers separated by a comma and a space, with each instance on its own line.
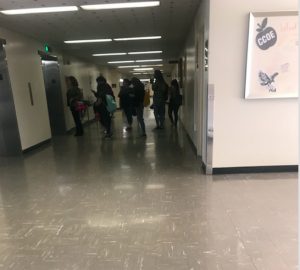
125, 126, 132, 131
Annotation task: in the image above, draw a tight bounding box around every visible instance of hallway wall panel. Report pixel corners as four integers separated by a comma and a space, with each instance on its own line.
209, 0, 298, 168
0, 27, 52, 150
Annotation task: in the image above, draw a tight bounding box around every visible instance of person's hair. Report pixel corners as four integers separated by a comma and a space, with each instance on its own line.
123, 78, 130, 85
154, 70, 164, 82
68, 76, 78, 87
96, 75, 107, 83
131, 77, 142, 86
171, 79, 179, 91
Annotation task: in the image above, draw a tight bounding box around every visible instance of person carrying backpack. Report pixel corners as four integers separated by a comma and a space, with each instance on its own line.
93, 76, 114, 139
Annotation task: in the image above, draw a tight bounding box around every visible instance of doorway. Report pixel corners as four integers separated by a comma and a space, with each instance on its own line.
40, 53, 66, 136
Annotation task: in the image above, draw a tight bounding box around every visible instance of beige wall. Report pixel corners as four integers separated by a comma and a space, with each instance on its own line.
177, 0, 297, 169
209, 0, 298, 167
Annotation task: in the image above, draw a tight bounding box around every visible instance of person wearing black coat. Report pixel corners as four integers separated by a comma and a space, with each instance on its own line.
131, 77, 146, 137
168, 79, 181, 127
118, 79, 134, 130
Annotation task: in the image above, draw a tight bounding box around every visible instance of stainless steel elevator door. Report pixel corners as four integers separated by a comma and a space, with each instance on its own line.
42, 60, 66, 136
0, 44, 22, 155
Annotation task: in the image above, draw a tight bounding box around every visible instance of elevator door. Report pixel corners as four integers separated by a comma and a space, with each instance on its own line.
0, 42, 22, 155
42, 60, 66, 136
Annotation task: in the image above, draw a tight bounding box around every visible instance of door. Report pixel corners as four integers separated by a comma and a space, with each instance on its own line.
42, 60, 66, 136
0, 40, 22, 155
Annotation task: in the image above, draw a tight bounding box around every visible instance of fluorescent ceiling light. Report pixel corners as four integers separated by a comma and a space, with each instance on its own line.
81, 1, 160, 10
128, 51, 162, 55
65, 39, 112, 44
132, 73, 142, 75
141, 64, 163, 67
134, 68, 154, 71
118, 65, 140, 69
93, 53, 127, 56
108, 60, 134, 64
114, 36, 161, 41
1, 6, 78, 15
136, 59, 162, 63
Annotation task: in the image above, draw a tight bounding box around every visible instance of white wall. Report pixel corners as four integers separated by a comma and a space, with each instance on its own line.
209, 0, 298, 167
0, 27, 52, 150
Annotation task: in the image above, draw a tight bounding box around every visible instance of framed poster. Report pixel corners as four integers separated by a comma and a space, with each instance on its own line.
245, 11, 298, 99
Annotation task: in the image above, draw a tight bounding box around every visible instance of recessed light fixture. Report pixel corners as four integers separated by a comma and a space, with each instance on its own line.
134, 68, 154, 71
81, 1, 160, 10
128, 51, 162, 55
114, 36, 161, 41
93, 53, 127, 56
136, 59, 163, 63
108, 60, 135, 64
65, 39, 112, 44
1, 6, 78, 15
118, 65, 140, 69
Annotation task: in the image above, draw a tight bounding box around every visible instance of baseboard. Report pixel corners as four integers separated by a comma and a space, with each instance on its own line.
22, 139, 51, 154
213, 165, 298, 175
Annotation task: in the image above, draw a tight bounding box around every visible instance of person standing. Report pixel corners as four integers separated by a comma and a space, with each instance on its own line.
66, 76, 84, 136
131, 77, 146, 137
94, 76, 114, 138
168, 79, 181, 127
151, 70, 168, 130
96, 76, 115, 100
118, 79, 133, 130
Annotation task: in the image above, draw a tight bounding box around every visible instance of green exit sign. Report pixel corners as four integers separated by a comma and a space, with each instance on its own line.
44, 44, 51, 53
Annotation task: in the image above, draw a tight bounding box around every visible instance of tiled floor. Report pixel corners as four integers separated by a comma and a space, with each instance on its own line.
0, 110, 297, 270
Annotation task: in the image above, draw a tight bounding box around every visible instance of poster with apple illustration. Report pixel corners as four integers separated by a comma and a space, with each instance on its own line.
245, 11, 298, 99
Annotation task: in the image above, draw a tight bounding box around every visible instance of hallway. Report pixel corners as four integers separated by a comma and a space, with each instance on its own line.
0, 111, 297, 270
